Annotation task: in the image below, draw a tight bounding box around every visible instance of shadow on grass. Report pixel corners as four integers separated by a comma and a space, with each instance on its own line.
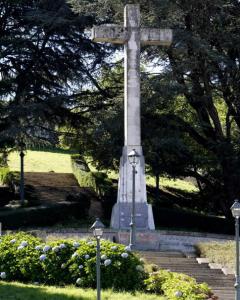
0, 282, 92, 300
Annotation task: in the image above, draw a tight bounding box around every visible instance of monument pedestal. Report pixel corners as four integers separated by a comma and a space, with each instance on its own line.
110, 146, 155, 230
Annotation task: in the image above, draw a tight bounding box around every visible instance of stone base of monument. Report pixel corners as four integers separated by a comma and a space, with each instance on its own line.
110, 202, 155, 230
117, 230, 159, 250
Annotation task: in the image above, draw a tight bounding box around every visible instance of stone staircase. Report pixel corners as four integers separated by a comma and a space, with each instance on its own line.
139, 251, 235, 300
24, 172, 102, 217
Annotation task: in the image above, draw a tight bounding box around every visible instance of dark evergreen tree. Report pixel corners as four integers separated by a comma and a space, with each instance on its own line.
0, 0, 113, 148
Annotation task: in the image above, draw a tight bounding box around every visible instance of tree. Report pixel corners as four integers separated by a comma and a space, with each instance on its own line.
0, 0, 113, 149
69, 0, 240, 217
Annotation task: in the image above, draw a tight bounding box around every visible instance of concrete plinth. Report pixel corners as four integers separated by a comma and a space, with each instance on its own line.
110, 146, 155, 230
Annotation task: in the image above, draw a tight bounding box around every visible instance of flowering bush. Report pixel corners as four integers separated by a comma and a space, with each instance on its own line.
144, 270, 213, 300
0, 232, 145, 290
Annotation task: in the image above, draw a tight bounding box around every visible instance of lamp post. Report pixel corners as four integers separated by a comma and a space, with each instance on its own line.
128, 149, 140, 250
18, 141, 26, 206
231, 199, 240, 300
90, 218, 105, 300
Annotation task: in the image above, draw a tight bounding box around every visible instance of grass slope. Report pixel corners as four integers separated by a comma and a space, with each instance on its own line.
0, 282, 163, 300
8, 150, 72, 173
8, 149, 198, 192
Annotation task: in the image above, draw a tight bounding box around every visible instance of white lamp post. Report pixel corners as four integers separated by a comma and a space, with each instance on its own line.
128, 149, 140, 250
231, 199, 240, 300
90, 218, 105, 300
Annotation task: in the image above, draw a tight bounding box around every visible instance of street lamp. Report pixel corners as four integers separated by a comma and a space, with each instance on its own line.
128, 149, 140, 250
90, 218, 105, 300
18, 141, 26, 206
231, 199, 240, 300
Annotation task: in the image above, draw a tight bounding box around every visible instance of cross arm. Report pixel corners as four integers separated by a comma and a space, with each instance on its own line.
92, 25, 127, 44
141, 28, 172, 46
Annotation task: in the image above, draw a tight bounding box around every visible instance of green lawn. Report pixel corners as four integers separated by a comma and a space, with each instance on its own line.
0, 282, 164, 300
8, 149, 198, 192
8, 150, 72, 173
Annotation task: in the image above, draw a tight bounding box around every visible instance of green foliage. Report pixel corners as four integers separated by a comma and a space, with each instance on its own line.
0, 233, 145, 291
71, 159, 96, 189
0, 167, 18, 186
144, 270, 212, 299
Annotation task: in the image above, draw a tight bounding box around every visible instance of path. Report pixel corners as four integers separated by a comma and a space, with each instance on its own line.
140, 251, 235, 300
25, 172, 102, 217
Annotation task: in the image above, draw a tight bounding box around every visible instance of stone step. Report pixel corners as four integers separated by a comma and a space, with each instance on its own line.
139, 250, 235, 300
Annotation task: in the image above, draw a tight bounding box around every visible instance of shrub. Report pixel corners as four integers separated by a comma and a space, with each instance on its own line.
0, 232, 145, 290
144, 270, 212, 300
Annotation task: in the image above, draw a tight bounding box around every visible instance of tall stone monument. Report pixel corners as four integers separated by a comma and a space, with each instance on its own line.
92, 4, 172, 230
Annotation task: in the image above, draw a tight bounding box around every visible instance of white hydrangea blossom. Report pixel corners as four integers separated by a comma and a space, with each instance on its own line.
43, 245, 51, 252
87, 241, 94, 246
101, 255, 107, 260
121, 253, 128, 258
73, 242, 80, 248
52, 246, 60, 253
35, 245, 42, 251
59, 243, 66, 249
79, 265, 83, 270
72, 252, 79, 258
34, 282, 39, 285
111, 245, 118, 251
76, 278, 82, 285
85, 254, 90, 259
39, 254, 47, 261
175, 291, 183, 297
104, 259, 112, 266
10, 239, 16, 244
125, 246, 131, 252
136, 265, 144, 272
17, 245, 25, 250
0, 272, 6, 279
61, 263, 66, 269
20, 241, 28, 247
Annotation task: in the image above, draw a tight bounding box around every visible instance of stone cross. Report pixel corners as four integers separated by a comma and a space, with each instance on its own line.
92, 4, 172, 230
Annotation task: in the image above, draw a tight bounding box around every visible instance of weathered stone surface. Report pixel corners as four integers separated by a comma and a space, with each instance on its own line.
141, 28, 173, 45
196, 257, 210, 264
91, 26, 127, 44
92, 4, 172, 230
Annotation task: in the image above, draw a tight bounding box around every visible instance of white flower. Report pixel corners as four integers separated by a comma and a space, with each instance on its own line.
76, 278, 82, 285
101, 255, 107, 260
39, 254, 47, 261
34, 282, 39, 285
10, 239, 16, 244
20, 241, 28, 247
0, 272, 6, 279
136, 265, 144, 272
104, 259, 112, 266
61, 263, 66, 269
43, 245, 51, 252
78, 265, 83, 270
17, 245, 25, 250
175, 291, 183, 297
85, 254, 90, 259
111, 245, 118, 251
35, 245, 42, 251
121, 253, 128, 258
125, 246, 131, 252
52, 246, 60, 253
73, 242, 80, 248
59, 243, 66, 249
87, 241, 94, 246
72, 252, 78, 258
